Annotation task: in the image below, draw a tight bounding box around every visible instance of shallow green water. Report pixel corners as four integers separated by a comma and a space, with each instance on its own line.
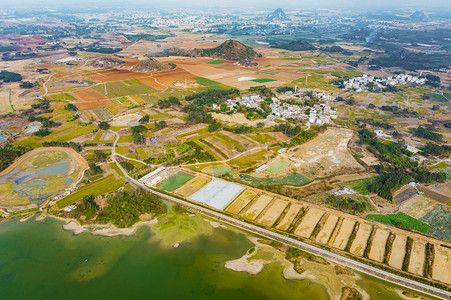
0, 217, 438, 300
0, 218, 329, 300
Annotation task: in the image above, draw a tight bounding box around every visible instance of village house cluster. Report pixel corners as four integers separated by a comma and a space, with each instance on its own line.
215, 93, 337, 125
344, 74, 426, 92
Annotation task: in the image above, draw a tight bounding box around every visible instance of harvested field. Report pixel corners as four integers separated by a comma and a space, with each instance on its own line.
368, 229, 390, 262
294, 207, 325, 238
205, 137, 234, 158
276, 203, 302, 231
290, 128, 364, 177
241, 194, 273, 220
331, 219, 356, 250
388, 234, 407, 270
258, 198, 289, 227
349, 223, 373, 257
432, 245, 451, 285
408, 240, 426, 276
315, 214, 339, 244
175, 177, 210, 197
225, 190, 257, 214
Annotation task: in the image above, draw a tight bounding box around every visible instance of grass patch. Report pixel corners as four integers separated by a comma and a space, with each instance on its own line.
214, 132, 242, 148
229, 150, 270, 169
251, 78, 277, 83
157, 172, 194, 192
194, 77, 221, 86
426, 93, 449, 103
149, 113, 173, 119
50, 93, 76, 101
338, 176, 376, 195
136, 148, 147, 159
109, 162, 125, 177
57, 176, 124, 208
366, 212, 431, 233
429, 162, 450, 170
247, 133, 275, 144
207, 60, 225, 65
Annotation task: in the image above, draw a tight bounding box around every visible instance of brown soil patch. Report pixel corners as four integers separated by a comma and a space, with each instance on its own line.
72, 88, 107, 101
75, 100, 113, 110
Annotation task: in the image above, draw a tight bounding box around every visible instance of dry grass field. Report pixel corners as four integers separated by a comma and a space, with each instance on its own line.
294, 207, 325, 238
241, 194, 273, 220
258, 198, 289, 227
276, 203, 303, 231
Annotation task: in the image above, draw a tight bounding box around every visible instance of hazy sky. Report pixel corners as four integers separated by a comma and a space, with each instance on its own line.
1, 0, 450, 10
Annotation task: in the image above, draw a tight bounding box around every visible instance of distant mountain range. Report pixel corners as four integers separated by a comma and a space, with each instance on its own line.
266, 8, 290, 21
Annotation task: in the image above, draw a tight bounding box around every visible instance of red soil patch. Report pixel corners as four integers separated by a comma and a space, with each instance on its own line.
151, 67, 196, 84
72, 88, 107, 101
138, 77, 167, 92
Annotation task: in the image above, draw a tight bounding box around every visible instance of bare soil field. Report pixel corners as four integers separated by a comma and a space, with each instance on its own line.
109, 113, 143, 127
241, 194, 273, 220
225, 190, 257, 215
266, 132, 290, 142
349, 223, 373, 257
294, 207, 325, 238
276, 203, 302, 231
258, 198, 289, 227
289, 128, 364, 178
211, 112, 270, 126
432, 245, 451, 285
315, 214, 339, 244
331, 218, 356, 250
368, 229, 390, 262
87, 69, 148, 82
408, 240, 426, 276
388, 234, 407, 270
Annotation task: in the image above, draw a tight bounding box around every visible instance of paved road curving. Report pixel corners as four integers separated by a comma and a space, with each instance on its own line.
109, 130, 450, 299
